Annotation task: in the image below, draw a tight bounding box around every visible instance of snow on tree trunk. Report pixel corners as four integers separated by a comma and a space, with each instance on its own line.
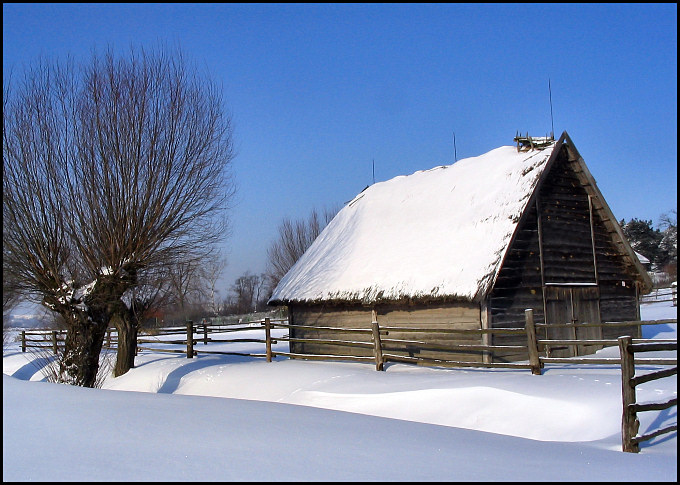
59, 317, 108, 388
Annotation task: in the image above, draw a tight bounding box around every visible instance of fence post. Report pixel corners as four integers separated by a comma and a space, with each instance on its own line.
52, 330, 58, 355
106, 327, 112, 349
371, 310, 384, 371
265, 318, 272, 362
186, 321, 194, 358
203, 320, 208, 345
21, 330, 26, 352
524, 309, 542, 375
618, 336, 639, 452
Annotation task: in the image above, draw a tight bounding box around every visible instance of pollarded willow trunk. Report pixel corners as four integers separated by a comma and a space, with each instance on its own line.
111, 310, 138, 377
59, 317, 109, 388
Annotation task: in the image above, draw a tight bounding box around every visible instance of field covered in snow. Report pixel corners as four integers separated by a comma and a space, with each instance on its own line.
3, 299, 677, 481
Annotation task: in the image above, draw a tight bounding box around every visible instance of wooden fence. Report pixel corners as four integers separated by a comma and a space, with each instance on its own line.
618, 336, 677, 453
20, 327, 122, 355
17, 319, 287, 358
18, 313, 676, 453
19, 330, 63, 354
135, 319, 288, 358
640, 285, 677, 306
20, 315, 676, 371
267, 310, 539, 371
266, 311, 676, 375
524, 310, 677, 370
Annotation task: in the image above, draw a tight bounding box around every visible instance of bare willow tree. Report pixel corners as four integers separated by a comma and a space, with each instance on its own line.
2, 238, 22, 315
203, 252, 228, 316
3, 47, 236, 386
110, 265, 177, 376
265, 206, 338, 298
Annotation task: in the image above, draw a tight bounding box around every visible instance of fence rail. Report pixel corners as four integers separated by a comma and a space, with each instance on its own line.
20, 315, 676, 370
618, 336, 677, 453
522, 311, 677, 369
640, 285, 677, 306
17, 319, 289, 358
267, 309, 545, 371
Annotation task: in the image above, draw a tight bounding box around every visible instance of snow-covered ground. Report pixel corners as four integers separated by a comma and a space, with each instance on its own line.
3, 300, 677, 481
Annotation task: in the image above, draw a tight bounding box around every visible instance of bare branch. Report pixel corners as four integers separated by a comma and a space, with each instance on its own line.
265, 206, 338, 295
3, 46, 236, 384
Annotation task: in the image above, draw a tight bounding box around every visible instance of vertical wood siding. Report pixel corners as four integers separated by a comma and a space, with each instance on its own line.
488, 146, 642, 360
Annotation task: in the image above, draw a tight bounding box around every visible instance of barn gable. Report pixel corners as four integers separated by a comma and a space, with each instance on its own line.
485, 134, 652, 359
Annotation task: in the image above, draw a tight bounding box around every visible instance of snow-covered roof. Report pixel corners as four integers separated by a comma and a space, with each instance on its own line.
634, 251, 650, 264
269, 142, 558, 305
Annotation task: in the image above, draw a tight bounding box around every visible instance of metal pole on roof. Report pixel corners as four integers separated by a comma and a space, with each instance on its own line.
453, 131, 457, 162
549, 78, 555, 139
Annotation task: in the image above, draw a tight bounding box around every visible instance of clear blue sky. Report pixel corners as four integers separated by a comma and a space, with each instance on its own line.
3, 3, 677, 296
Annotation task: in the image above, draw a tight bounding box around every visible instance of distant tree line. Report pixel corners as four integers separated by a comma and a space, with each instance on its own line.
620, 209, 677, 281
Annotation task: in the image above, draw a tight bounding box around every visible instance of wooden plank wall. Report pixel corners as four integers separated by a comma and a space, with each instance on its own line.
538, 156, 597, 285
289, 302, 485, 362
589, 206, 640, 339
488, 147, 642, 360
487, 202, 543, 362
557, 156, 640, 338
379, 303, 483, 362
289, 306, 374, 357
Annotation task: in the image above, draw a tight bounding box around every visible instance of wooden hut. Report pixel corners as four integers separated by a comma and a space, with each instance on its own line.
268, 131, 652, 363
634, 251, 652, 271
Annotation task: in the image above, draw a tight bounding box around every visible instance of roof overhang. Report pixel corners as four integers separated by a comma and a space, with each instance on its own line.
561, 132, 653, 293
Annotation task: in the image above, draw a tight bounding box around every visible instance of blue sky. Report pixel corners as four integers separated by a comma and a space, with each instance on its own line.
3, 3, 677, 296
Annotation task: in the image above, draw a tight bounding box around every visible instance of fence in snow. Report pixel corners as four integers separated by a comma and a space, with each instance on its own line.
19, 315, 677, 372
618, 336, 677, 452
19, 313, 676, 453
639, 285, 677, 306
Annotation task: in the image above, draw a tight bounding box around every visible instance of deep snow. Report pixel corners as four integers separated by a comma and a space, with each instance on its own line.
3, 299, 676, 481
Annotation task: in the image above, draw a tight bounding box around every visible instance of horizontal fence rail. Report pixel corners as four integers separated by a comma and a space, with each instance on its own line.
134, 319, 288, 359
524, 312, 677, 369
19, 315, 676, 371
640, 286, 677, 306
17, 319, 289, 358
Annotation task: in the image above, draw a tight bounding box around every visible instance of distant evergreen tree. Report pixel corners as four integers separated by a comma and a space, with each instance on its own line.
620, 212, 677, 280
620, 218, 663, 266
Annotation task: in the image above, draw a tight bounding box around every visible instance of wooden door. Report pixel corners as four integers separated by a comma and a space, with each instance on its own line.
545, 286, 602, 357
